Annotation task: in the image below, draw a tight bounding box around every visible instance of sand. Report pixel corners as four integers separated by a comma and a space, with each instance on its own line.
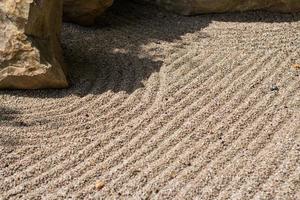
0, 1, 299, 199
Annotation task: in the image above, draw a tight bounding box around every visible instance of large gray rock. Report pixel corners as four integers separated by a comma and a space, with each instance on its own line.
0, 0, 68, 89
63, 0, 114, 26
143, 0, 300, 15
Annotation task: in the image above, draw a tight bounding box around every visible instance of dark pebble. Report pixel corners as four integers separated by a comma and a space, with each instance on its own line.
270, 84, 279, 91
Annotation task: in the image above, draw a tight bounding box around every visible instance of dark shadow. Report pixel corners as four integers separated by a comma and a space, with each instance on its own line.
0, 106, 49, 149
0, 106, 33, 127
1, 0, 299, 98
0, 107, 21, 154
59, 0, 208, 96
0, 106, 19, 123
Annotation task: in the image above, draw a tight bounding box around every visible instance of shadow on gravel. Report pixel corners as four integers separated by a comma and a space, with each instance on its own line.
1, 0, 299, 98
0, 106, 30, 128
0, 106, 18, 123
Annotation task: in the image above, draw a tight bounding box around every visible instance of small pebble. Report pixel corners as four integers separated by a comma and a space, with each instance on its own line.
270, 84, 279, 91
292, 64, 300, 70
170, 171, 176, 178
95, 180, 105, 190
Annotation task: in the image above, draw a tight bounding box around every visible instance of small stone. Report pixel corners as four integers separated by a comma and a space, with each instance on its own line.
292, 64, 300, 70
18, 121, 29, 127
132, 169, 141, 175
270, 85, 279, 92
170, 171, 176, 178
95, 180, 105, 190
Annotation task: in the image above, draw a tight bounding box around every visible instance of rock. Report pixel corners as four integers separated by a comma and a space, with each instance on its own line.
63, 0, 114, 26
143, 0, 300, 15
0, 0, 68, 89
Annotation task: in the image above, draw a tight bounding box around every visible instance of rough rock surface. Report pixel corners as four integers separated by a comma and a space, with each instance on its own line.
63, 0, 114, 26
0, 0, 68, 89
143, 0, 300, 15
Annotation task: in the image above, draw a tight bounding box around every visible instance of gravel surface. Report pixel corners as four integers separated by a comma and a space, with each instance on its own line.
0, 1, 299, 199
